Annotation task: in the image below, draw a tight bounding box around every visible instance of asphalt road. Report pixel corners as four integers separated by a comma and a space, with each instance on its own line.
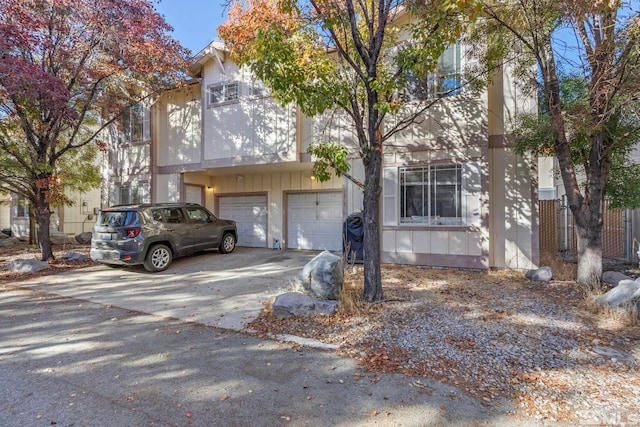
1, 249, 532, 426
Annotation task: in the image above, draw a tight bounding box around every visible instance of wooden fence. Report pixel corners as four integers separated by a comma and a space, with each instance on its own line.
539, 200, 627, 259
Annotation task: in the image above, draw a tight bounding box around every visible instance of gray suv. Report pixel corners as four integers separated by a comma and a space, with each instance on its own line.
90, 203, 237, 272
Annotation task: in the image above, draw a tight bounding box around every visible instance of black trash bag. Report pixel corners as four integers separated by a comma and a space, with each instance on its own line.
343, 211, 364, 264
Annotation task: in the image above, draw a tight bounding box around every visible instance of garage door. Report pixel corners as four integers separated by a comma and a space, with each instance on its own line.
288, 192, 342, 251
219, 195, 267, 248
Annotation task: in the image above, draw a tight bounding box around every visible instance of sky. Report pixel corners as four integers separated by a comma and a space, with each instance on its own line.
154, 0, 229, 55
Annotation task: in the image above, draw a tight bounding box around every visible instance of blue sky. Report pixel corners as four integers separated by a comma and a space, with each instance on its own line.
155, 0, 228, 54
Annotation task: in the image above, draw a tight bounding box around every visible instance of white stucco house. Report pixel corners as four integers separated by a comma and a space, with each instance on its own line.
102, 36, 539, 271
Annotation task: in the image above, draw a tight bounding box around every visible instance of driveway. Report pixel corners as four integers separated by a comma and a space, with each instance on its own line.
13, 248, 319, 331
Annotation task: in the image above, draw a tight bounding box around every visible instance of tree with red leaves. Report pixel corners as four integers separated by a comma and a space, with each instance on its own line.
0, 0, 189, 260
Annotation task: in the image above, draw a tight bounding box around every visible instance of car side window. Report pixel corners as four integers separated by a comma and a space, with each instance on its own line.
162, 208, 186, 224
150, 209, 165, 222
186, 207, 212, 224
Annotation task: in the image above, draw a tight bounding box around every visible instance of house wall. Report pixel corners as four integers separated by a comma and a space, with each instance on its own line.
200, 58, 298, 168
487, 63, 538, 269
0, 195, 10, 230
377, 93, 489, 268
156, 84, 202, 167
59, 187, 102, 235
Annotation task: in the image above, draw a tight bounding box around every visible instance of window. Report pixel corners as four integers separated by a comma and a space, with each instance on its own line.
404, 43, 462, 100
208, 82, 240, 106
118, 185, 142, 205
14, 195, 29, 218
250, 79, 268, 98
98, 211, 139, 227
119, 105, 145, 144
400, 164, 462, 225
159, 207, 185, 224
186, 207, 213, 223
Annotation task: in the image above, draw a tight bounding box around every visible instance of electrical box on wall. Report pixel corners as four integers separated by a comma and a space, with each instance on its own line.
81, 199, 89, 214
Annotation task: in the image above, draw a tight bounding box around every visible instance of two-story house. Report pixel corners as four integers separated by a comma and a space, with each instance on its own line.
105, 39, 538, 270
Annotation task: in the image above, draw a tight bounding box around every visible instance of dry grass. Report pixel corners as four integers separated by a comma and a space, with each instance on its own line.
337, 276, 365, 315
540, 252, 577, 281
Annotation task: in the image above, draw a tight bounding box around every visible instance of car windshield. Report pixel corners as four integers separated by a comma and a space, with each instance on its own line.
98, 211, 139, 227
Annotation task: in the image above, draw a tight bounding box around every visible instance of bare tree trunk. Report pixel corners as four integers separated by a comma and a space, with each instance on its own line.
575, 223, 603, 288
28, 204, 36, 245
35, 189, 54, 261
362, 149, 383, 302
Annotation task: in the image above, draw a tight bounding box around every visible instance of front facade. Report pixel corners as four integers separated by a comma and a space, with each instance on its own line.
103, 39, 538, 270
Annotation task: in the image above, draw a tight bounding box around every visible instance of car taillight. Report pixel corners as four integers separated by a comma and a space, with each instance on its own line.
126, 228, 141, 238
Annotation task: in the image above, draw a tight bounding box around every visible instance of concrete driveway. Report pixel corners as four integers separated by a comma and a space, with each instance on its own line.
14, 248, 319, 331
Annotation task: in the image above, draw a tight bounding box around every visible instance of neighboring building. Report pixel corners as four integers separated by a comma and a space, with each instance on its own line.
0, 188, 100, 238
0, 194, 10, 232
109, 38, 537, 271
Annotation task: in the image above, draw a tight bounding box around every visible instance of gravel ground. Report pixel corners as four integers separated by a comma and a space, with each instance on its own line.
249, 265, 640, 425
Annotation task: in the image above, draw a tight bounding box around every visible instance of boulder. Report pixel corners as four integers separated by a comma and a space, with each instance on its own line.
296, 251, 343, 300
525, 266, 553, 282
75, 232, 93, 244
50, 231, 74, 245
596, 280, 640, 309
0, 231, 9, 239
272, 292, 338, 317
602, 271, 631, 286
0, 237, 19, 248
7, 258, 50, 273
61, 251, 88, 262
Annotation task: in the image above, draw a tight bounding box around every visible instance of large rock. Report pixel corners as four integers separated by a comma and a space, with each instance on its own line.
0, 231, 10, 239
596, 280, 640, 309
525, 266, 553, 282
75, 232, 93, 244
296, 251, 343, 300
50, 231, 74, 245
272, 292, 338, 317
7, 258, 50, 273
0, 237, 19, 248
602, 271, 631, 286
61, 251, 88, 262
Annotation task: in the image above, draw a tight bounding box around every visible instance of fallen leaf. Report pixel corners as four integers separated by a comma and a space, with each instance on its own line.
369, 410, 378, 417
221, 394, 229, 401
186, 411, 192, 418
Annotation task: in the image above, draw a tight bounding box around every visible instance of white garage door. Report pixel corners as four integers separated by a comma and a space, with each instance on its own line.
219, 195, 267, 248
288, 192, 342, 251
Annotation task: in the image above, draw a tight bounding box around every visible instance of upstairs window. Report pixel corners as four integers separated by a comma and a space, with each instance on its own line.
208, 82, 240, 106
249, 79, 268, 98
119, 105, 144, 144
403, 43, 462, 100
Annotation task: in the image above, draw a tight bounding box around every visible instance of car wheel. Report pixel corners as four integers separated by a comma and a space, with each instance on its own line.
219, 233, 236, 254
143, 244, 173, 272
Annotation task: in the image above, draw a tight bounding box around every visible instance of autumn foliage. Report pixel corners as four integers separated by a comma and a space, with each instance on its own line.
0, 0, 189, 260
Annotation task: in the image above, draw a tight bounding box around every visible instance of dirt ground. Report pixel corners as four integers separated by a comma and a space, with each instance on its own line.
0, 241, 94, 284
